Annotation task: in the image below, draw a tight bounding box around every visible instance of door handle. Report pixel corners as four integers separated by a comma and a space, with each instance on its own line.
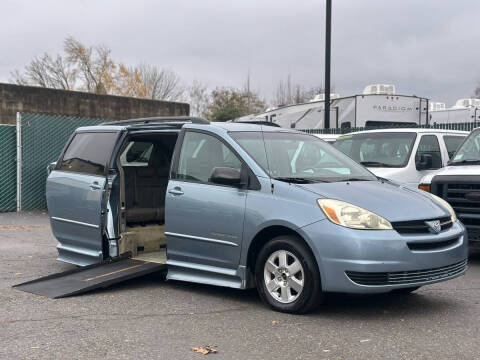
168, 188, 184, 196
90, 182, 102, 190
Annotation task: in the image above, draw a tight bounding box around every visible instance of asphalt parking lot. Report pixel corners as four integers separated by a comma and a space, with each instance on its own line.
1, 211, 479, 360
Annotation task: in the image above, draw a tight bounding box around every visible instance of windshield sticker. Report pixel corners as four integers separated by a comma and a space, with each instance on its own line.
454, 154, 464, 160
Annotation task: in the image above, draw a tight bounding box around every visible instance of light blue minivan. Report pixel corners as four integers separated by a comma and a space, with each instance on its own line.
46, 117, 468, 313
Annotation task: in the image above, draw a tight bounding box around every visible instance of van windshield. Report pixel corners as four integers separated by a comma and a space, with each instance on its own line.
334, 132, 416, 168
230, 131, 376, 183
449, 129, 480, 165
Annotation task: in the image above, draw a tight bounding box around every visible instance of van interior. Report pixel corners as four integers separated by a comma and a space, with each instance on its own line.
117, 132, 179, 264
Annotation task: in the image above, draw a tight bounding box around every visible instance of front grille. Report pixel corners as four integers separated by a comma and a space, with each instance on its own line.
436, 182, 480, 215
431, 177, 480, 244
461, 218, 479, 226
392, 216, 452, 234
407, 237, 459, 251
345, 259, 467, 286
468, 228, 480, 243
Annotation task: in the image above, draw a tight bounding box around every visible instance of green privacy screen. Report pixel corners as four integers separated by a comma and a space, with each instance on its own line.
19, 113, 104, 210
0, 125, 17, 212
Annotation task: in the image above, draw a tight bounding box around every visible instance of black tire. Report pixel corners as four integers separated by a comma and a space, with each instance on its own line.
392, 286, 421, 295
255, 235, 324, 314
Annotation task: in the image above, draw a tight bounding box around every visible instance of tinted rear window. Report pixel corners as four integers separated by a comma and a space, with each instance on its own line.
58, 132, 118, 175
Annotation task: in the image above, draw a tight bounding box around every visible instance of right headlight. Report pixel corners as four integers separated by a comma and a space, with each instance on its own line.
317, 199, 392, 230
429, 193, 457, 223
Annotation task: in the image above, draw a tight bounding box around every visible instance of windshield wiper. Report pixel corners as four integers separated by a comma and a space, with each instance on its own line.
273, 177, 330, 184
342, 177, 372, 182
360, 161, 396, 168
449, 159, 480, 166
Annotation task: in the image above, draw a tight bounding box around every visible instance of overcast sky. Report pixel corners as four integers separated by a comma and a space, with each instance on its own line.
1, 0, 479, 106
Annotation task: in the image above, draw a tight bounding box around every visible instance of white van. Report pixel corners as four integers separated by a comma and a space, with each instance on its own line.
418, 127, 480, 249
334, 129, 468, 187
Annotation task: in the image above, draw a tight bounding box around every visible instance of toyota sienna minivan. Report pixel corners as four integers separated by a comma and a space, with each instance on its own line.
46, 117, 468, 313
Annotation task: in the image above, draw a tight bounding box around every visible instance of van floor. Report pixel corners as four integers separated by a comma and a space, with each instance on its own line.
133, 249, 166, 264
120, 224, 167, 264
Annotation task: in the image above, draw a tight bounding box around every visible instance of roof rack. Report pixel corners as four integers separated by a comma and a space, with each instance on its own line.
101, 116, 209, 126
235, 121, 281, 127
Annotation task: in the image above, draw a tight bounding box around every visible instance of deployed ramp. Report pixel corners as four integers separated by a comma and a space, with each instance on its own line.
14, 258, 166, 299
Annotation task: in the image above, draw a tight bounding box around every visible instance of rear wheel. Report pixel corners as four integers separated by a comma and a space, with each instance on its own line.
255, 235, 324, 314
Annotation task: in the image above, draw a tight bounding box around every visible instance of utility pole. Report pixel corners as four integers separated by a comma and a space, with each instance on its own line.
324, 0, 332, 129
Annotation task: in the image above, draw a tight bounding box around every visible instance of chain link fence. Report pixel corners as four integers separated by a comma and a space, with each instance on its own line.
18, 113, 104, 211
0, 125, 17, 212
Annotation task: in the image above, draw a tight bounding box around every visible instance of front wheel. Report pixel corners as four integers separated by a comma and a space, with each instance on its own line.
255, 236, 324, 314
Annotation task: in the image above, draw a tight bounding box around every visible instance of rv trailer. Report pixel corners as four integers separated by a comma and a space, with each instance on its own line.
429, 98, 480, 125
236, 84, 430, 130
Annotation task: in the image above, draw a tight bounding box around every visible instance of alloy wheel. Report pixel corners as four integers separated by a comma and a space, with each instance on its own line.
263, 250, 305, 304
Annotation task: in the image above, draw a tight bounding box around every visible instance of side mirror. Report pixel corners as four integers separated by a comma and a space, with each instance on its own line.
210, 167, 242, 186
47, 161, 57, 176
416, 153, 433, 170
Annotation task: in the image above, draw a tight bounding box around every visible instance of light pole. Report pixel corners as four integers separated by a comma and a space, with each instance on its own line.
324, 0, 332, 129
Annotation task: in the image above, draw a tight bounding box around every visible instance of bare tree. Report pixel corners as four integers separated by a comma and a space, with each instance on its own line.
242, 72, 266, 114
9, 70, 28, 85
272, 74, 327, 107
274, 74, 294, 106
474, 82, 480, 99
135, 64, 184, 101
187, 80, 210, 116
302, 85, 325, 101
294, 85, 304, 105
11, 36, 187, 102
10, 53, 76, 90
64, 36, 116, 94
112, 64, 148, 98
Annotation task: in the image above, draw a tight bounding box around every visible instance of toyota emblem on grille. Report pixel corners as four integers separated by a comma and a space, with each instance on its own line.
425, 220, 441, 234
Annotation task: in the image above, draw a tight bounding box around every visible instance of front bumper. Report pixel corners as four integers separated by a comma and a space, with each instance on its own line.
301, 219, 468, 293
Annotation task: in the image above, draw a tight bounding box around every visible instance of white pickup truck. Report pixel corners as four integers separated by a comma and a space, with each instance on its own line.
334, 128, 468, 187
419, 127, 480, 249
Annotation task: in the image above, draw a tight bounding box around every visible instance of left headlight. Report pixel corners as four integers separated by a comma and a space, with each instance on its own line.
429, 193, 457, 222
317, 199, 392, 230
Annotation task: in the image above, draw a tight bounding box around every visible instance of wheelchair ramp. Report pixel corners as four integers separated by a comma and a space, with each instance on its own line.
14, 258, 166, 299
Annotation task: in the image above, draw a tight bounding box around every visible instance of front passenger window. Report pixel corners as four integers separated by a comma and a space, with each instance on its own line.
177, 131, 242, 183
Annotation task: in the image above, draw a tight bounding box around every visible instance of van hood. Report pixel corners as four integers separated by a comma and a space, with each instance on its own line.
296, 180, 448, 222
421, 165, 480, 184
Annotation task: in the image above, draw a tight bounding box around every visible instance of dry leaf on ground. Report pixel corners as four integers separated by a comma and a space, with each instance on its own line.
192, 346, 218, 355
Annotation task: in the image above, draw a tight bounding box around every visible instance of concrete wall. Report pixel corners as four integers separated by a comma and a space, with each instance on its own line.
0, 83, 189, 124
